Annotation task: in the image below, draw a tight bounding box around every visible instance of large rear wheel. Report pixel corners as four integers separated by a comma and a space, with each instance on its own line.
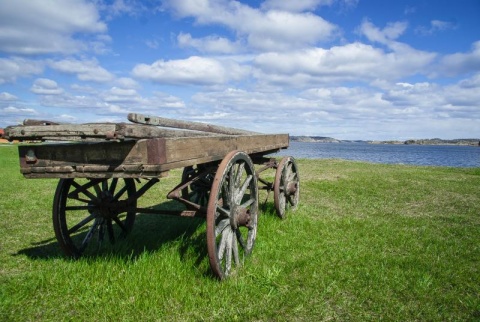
52, 178, 137, 257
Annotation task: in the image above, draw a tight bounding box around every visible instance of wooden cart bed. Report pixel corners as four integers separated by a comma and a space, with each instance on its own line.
5, 113, 289, 178
17, 134, 288, 178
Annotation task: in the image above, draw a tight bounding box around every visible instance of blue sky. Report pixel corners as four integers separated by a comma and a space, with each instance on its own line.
1, 0, 479, 140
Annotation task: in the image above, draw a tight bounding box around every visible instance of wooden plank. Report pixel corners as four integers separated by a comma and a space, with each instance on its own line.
116, 123, 217, 138
23, 119, 62, 126
128, 113, 258, 135
5, 123, 118, 140
164, 134, 288, 168
5, 123, 217, 141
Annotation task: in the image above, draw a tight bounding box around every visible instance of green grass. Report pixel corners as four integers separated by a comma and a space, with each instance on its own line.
1, 144, 479, 321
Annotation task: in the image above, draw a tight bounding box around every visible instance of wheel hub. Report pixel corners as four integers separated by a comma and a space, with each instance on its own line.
89, 191, 122, 219
230, 206, 251, 229
286, 182, 297, 195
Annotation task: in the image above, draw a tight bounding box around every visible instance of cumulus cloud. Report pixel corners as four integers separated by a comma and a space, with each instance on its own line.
31, 78, 64, 95
436, 40, 480, 77
253, 42, 436, 86
0, 92, 18, 101
359, 19, 408, 46
49, 58, 115, 82
0, 0, 107, 54
261, 0, 335, 12
31, 83, 186, 119
163, 0, 337, 51
177, 33, 243, 54
0, 57, 44, 84
115, 77, 139, 89
2, 106, 38, 115
132, 56, 248, 85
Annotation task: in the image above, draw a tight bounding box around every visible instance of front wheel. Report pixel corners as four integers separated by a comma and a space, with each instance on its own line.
206, 151, 258, 279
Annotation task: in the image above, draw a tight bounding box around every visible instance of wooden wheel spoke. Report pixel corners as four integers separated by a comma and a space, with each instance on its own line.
67, 213, 95, 235
287, 163, 293, 177
221, 182, 231, 208
102, 180, 108, 192
65, 205, 93, 211
112, 215, 126, 230
109, 178, 118, 195
215, 218, 230, 237
69, 180, 98, 202
235, 229, 246, 249
240, 197, 255, 209
217, 205, 230, 218
235, 174, 253, 204
288, 170, 297, 182
93, 181, 103, 196
286, 194, 294, 206
228, 166, 235, 203
98, 220, 105, 244
217, 228, 229, 261
80, 218, 99, 252
106, 219, 115, 244
113, 185, 128, 201
232, 231, 240, 266
234, 162, 245, 188
225, 229, 233, 274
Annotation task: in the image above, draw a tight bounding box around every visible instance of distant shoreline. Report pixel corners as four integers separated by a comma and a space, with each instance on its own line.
290, 136, 480, 146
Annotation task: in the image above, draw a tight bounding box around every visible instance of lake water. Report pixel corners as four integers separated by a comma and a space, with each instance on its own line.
274, 141, 480, 167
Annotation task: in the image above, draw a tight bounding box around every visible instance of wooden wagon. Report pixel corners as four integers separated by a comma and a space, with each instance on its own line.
4, 113, 300, 279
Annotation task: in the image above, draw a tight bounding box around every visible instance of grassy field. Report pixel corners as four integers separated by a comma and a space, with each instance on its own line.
1, 144, 479, 321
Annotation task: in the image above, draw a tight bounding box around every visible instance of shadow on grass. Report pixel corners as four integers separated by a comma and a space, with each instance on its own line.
13, 200, 207, 264
13, 199, 279, 279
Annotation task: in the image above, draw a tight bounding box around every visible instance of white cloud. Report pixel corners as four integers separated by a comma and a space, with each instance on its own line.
31, 78, 64, 95
31, 84, 186, 118
416, 19, 457, 36
0, 57, 44, 84
163, 0, 337, 51
49, 58, 115, 82
115, 77, 139, 89
261, 0, 334, 12
0, 0, 107, 54
436, 41, 480, 77
186, 78, 479, 139
132, 56, 248, 85
177, 33, 242, 54
2, 106, 38, 115
359, 19, 408, 45
253, 42, 436, 86
0, 92, 18, 101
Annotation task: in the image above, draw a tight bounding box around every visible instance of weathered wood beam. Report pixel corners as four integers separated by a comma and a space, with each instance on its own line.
128, 113, 258, 136
4, 123, 218, 141
23, 119, 62, 126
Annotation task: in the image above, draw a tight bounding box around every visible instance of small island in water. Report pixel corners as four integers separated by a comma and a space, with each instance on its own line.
290, 136, 480, 146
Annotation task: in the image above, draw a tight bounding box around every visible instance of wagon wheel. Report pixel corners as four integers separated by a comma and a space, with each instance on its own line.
52, 178, 137, 258
274, 156, 300, 219
181, 165, 213, 207
206, 151, 258, 279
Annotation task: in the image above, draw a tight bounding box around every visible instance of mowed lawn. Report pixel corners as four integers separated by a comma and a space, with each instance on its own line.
1, 144, 479, 321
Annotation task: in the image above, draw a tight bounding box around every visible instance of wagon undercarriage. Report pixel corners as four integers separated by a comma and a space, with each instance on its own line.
5, 113, 300, 279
